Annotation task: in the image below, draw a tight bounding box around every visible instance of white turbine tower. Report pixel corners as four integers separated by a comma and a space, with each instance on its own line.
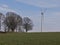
41, 8, 47, 32
0, 14, 2, 30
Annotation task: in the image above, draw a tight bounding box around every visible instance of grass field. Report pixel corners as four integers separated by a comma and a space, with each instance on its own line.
0, 32, 60, 45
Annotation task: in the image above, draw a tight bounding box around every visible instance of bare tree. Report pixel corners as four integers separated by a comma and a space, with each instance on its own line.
15, 15, 22, 32
4, 12, 22, 32
23, 17, 33, 32
0, 13, 5, 31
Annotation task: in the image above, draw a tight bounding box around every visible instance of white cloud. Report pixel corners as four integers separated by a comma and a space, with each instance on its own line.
44, 11, 60, 32
52, 12, 60, 16
1, 4, 9, 8
0, 4, 19, 14
16, 0, 59, 8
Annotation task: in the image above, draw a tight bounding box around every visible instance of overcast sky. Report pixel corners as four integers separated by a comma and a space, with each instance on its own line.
0, 0, 60, 32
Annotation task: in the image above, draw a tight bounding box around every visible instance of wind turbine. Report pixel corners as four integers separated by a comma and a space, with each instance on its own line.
40, 8, 47, 32
0, 14, 2, 30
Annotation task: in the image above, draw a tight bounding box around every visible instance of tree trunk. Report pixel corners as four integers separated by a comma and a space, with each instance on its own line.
11, 28, 14, 32
12, 30, 14, 32
26, 29, 28, 32
26, 24, 28, 32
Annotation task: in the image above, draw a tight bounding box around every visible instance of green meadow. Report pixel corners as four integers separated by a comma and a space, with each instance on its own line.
0, 32, 60, 45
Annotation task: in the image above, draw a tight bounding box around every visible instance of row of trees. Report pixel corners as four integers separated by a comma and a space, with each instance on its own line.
0, 12, 33, 32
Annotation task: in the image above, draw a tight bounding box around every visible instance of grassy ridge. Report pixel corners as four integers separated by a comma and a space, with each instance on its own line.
0, 32, 60, 45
